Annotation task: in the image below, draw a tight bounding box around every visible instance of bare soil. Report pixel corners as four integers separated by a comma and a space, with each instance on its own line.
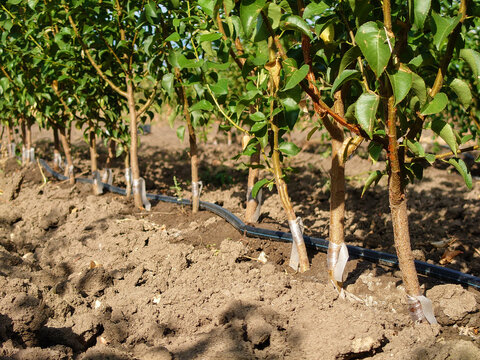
1, 123, 480, 359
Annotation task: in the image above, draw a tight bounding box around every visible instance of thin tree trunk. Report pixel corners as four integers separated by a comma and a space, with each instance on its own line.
386, 95, 425, 321
59, 126, 75, 185
124, 149, 131, 199
6, 123, 15, 158
126, 75, 143, 208
25, 119, 32, 164
245, 144, 261, 223
20, 117, 27, 165
176, 69, 200, 213
105, 138, 116, 169
327, 90, 347, 290
89, 121, 100, 194
53, 127, 61, 171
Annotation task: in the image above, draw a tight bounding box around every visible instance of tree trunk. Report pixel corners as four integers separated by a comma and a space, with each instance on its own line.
126, 75, 143, 208
26, 119, 33, 164
105, 138, 116, 169
386, 95, 426, 322
89, 121, 100, 195
6, 123, 15, 158
20, 118, 27, 165
327, 90, 347, 290
59, 126, 75, 185
53, 127, 62, 171
245, 144, 261, 223
124, 149, 131, 198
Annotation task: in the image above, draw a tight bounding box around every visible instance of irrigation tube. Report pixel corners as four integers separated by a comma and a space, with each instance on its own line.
38, 159, 480, 290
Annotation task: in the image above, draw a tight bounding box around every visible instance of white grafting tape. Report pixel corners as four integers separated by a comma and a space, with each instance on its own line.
8, 142, 16, 157
93, 171, 103, 195
68, 165, 74, 176
53, 152, 63, 170
327, 242, 349, 283
406, 294, 437, 324
192, 181, 203, 198
288, 218, 304, 271
133, 178, 151, 211
29, 147, 35, 161
125, 168, 132, 186
22, 146, 27, 164
246, 186, 263, 223
102, 168, 113, 185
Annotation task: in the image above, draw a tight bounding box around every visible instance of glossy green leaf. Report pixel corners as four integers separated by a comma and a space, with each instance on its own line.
28, 0, 38, 10
448, 158, 472, 189
190, 100, 213, 112
355, 93, 379, 139
355, 21, 392, 78
431, 12, 460, 50
199, 32, 223, 42
412, 0, 431, 30
303, 1, 329, 19
176, 125, 185, 142
331, 69, 360, 96
267, 3, 282, 29
240, 0, 266, 38
450, 78, 472, 108
283, 64, 309, 91
431, 118, 458, 154
460, 49, 480, 81
252, 178, 270, 198
339, 46, 361, 74
420, 92, 448, 115
251, 120, 267, 132
388, 69, 412, 105
165, 32, 181, 42
250, 112, 266, 122
278, 141, 301, 156
411, 72, 427, 106
361, 170, 384, 197
281, 15, 313, 40
198, 0, 221, 17
145, 1, 158, 18
368, 142, 383, 162
162, 73, 174, 97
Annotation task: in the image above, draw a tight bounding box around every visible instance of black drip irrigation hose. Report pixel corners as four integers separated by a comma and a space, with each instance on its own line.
38, 159, 480, 290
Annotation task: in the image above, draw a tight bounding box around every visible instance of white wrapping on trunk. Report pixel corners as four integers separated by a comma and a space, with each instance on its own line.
246, 186, 263, 223
406, 294, 437, 324
133, 178, 151, 211
22, 146, 27, 165
102, 168, 113, 185
53, 152, 63, 170
192, 181, 203, 198
93, 171, 103, 195
327, 242, 349, 283
125, 167, 132, 188
8, 142, 16, 158
288, 217, 304, 271
28, 147, 35, 161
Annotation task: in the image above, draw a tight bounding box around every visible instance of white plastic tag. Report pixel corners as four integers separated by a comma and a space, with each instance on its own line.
133, 178, 151, 211
93, 171, 103, 195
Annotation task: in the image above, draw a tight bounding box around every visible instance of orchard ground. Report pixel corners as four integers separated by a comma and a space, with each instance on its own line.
1, 121, 480, 359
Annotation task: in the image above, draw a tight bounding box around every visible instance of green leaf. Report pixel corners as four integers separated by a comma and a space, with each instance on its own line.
431, 118, 458, 154
361, 170, 384, 197
165, 32, 181, 42
190, 100, 214, 112
267, 2, 282, 29
278, 141, 301, 156
388, 69, 412, 105
281, 15, 313, 40
339, 46, 361, 74
162, 73, 174, 96
199, 32, 223, 42
420, 92, 448, 115
450, 78, 472, 108
176, 125, 185, 142
178, 55, 203, 69
145, 1, 158, 18
27, 0, 38, 10
283, 64, 309, 91
252, 178, 270, 198
412, 0, 431, 30
198, 0, 221, 17
251, 120, 267, 132
331, 69, 360, 96
431, 12, 460, 50
411, 72, 427, 106
303, 1, 329, 19
460, 49, 480, 82
240, 0, 266, 38
355, 93, 379, 139
405, 139, 425, 157
355, 21, 392, 78
368, 142, 383, 162
448, 158, 472, 189
7, 0, 22, 4
249, 111, 266, 122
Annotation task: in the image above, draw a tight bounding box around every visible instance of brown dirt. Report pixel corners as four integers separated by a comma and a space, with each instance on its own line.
0, 123, 479, 359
